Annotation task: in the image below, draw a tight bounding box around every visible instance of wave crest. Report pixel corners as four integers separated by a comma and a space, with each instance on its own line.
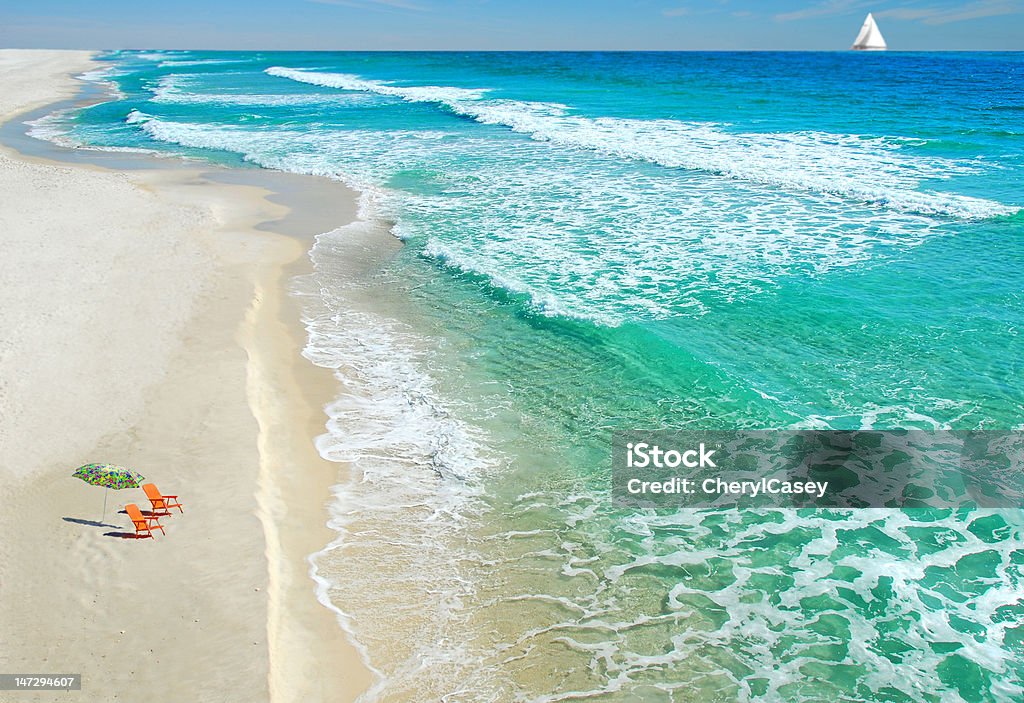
266, 66, 1018, 221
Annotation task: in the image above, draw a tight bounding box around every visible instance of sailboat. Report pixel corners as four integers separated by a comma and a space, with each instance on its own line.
851, 12, 887, 51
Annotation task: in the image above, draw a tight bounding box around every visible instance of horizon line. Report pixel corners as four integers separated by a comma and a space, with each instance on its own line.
14, 47, 1023, 53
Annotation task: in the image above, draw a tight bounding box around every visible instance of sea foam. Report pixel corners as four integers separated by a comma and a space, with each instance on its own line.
265, 67, 1019, 221
295, 220, 511, 700
119, 110, 955, 326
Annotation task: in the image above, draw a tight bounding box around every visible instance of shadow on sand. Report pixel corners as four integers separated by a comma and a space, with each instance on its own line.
102, 530, 151, 540
65, 512, 167, 539
62, 516, 119, 529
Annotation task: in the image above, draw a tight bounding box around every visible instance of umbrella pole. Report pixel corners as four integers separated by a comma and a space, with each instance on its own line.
102, 487, 108, 522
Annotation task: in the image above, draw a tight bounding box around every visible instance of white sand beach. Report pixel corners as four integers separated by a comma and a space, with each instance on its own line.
0, 50, 371, 702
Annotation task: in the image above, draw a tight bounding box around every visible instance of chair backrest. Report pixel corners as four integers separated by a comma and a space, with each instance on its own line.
125, 503, 146, 527
142, 483, 161, 501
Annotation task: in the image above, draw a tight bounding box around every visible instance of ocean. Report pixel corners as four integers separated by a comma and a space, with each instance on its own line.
36, 50, 1024, 702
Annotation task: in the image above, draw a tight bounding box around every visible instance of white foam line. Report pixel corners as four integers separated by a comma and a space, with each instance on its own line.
307, 537, 386, 685
157, 58, 246, 67
117, 106, 1012, 330
265, 66, 1019, 221
150, 73, 376, 107
295, 220, 509, 700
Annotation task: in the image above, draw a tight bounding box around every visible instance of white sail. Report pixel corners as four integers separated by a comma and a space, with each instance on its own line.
852, 12, 887, 51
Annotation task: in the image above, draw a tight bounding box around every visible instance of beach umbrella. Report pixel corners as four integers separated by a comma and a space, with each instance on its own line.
72, 463, 145, 521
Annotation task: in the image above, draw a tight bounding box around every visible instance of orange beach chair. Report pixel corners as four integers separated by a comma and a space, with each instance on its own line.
143, 483, 184, 516
126, 503, 165, 539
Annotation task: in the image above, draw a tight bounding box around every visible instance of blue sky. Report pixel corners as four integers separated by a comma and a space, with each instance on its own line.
1, 0, 1021, 50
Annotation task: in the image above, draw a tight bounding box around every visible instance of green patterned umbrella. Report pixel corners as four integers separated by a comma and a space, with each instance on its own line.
72, 463, 145, 520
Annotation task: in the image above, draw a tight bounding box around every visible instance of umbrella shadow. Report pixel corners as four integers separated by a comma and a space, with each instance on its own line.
63, 517, 120, 529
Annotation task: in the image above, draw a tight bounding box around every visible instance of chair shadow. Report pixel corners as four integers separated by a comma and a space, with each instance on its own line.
62, 517, 119, 529
103, 531, 151, 540
64, 510, 172, 540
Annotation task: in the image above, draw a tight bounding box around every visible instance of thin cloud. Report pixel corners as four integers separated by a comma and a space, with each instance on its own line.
774, 0, 872, 22
308, 0, 428, 12
877, 0, 1023, 25
663, 1, 736, 18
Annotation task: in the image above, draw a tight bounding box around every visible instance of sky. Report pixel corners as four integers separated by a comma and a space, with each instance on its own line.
1, 0, 1022, 51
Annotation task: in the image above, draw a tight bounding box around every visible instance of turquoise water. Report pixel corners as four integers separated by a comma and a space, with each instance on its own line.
39, 50, 1024, 701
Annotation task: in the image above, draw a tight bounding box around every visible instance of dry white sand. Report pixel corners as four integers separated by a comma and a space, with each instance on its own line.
0, 50, 372, 702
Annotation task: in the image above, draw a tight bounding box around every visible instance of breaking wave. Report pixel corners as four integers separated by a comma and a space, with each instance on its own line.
266, 67, 1019, 221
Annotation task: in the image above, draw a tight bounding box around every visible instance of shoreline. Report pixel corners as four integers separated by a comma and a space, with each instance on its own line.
0, 49, 373, 702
